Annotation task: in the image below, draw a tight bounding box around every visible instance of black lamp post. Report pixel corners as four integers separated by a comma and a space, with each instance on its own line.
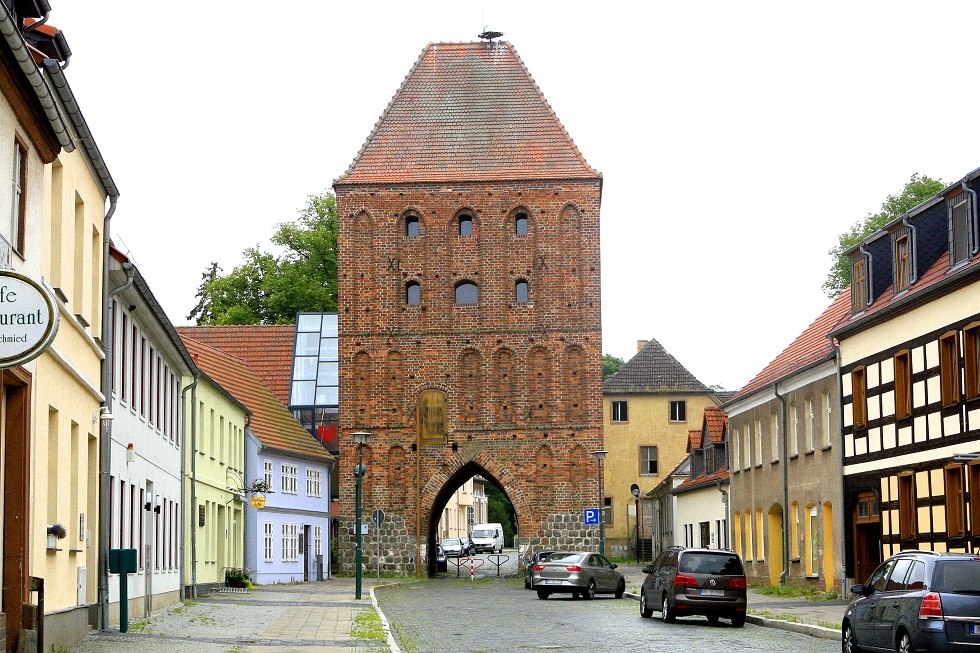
353, 431, 370, 599
592, 450, 607, 556
631, 483, 641, 563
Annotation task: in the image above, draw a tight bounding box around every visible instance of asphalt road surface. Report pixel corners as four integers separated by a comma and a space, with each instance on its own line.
375, 577, 840, 653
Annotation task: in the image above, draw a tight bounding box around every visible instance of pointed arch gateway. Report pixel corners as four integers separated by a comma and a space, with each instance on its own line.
421, 453, 528, 576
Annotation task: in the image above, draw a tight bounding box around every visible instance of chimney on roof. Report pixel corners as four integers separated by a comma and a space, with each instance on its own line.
637, 340, 648, 353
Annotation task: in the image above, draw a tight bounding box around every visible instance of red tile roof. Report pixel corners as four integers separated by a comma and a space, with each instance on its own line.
674, 467, 729, 493
688, 429, 702, 451
729, 291, 852, 403
703, 406, 727, 443
176, 326, 295, 405
335, 42, 600, 185
180, 336, 330, 463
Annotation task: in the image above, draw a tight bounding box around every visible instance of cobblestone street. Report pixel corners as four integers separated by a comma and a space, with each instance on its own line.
375, 577, 840, 653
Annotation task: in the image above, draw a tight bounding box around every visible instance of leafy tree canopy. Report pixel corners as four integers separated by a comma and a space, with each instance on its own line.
602, 354, 625, 380
485, 483, 517, 546
188, 191, 338, 324
823, 174, 944, 298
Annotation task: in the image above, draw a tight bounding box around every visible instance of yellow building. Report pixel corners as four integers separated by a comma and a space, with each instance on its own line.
602, 339, 719, 555
29, 24, 119, 650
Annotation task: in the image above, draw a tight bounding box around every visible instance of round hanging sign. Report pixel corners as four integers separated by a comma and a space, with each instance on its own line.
250, 495, 266, 509
0, 270, 59, 369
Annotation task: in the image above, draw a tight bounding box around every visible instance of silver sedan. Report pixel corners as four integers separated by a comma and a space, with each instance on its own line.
531, 551, 626, 600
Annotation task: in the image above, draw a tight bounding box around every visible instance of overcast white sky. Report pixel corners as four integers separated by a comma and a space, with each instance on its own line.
47, 1, 980, 390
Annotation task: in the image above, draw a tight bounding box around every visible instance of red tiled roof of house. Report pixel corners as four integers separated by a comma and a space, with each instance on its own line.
729, 290, 852, 403
832, 252, 980, 336
180, 336, 330, 463
674, 467, 729, 493
176, 325, 294, 405
335, 41, 600, 185
688, 429, 702, 451
703, 406, 727, 444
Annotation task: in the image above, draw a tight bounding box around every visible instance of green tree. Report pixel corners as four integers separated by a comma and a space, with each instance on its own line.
823, 174, 944, 298
602, 354, 625, 380
485, 483, 517, 546
188, 191, 338, 324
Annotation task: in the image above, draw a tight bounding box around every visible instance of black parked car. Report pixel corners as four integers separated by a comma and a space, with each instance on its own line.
842, 550, 980, 653
640, 546, 747, 627
524, 549, 559, 589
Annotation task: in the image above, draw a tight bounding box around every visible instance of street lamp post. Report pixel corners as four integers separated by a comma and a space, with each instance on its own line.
592, 450, 607, 556
631, 483, 641, 564
353, 431, 371, 599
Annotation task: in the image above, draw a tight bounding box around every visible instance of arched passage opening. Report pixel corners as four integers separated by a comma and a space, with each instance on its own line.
425, 461, 519, 577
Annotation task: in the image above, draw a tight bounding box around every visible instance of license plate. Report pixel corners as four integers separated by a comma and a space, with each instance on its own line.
970, 624, 979, 636
542, 580, 563, 585
699, 589, 725, 596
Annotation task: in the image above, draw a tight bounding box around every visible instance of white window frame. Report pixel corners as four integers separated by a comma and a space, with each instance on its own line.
264, 460, 273, 488
314, 525, 322, 557
669, 400, 686, 422
822, 391, 832, 448
806, 398, 815, 452
611, 400, 628, 423
754, 418, 762, 466
790, 402, 799, 455
281, 464, 297, 494
307, 468, 321, 497
281, 522, 298, 562
264, 522, 273, 562
770, 412, 779, 461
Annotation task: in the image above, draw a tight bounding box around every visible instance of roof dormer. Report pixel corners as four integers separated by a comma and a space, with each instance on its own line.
946, 186, 977, 269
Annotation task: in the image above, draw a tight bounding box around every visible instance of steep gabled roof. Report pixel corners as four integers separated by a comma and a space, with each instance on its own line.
604, 338, 709, 394
180, 336, 331, 463
335, 41, 600, 185
176, 325, 294, 406
729, 291, 851, 404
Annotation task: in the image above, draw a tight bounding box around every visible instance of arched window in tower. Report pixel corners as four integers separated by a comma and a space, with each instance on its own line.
458, 213, 473, 237
515, 211, 529, 236
455, 281, 478, 305
405, 215, 420, 238
515, 279, 529, 304
406, 281, 421, 305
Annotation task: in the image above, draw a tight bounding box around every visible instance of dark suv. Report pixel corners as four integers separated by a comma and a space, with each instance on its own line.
640, 547, 747, 627
842, 551, 980, 653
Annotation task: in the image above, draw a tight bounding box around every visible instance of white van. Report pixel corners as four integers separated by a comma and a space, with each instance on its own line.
471, 523, 505, 553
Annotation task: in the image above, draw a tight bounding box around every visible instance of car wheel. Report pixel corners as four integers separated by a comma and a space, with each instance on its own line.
536, 589, 550, 600
661, 595, 676, 623
896, 630, 913, 653
730, 613, 745, 628
842, 622, 860, 653
640, 591, 653, 618
585, 580, 596, 600
615, 579, 625, 599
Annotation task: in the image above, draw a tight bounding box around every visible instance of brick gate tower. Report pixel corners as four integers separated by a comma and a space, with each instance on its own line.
333, 40, 603, 575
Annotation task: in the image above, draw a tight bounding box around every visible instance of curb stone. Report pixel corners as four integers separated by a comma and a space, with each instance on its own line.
623, 592, 839, 641
370, 582, 404, 653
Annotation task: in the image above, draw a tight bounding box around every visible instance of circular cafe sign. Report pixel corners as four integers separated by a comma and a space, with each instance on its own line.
0, 270, 59, 368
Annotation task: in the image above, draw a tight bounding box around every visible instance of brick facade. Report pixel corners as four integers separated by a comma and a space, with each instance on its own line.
334, 180, 603, 574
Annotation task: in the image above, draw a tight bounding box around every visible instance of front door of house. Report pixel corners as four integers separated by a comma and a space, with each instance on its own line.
853, 490, 881, 584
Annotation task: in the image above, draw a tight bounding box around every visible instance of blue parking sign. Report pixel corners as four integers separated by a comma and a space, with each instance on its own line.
584, 508, 600, 525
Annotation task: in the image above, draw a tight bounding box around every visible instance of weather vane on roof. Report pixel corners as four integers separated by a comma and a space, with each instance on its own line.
479, 28, 503, 42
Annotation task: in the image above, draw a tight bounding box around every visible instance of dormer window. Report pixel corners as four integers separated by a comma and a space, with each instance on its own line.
851, 255, 869, 314
947, 190, 975, 267
892, 228, 913, 293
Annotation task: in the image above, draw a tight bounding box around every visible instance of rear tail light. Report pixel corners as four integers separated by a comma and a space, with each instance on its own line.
533, 564, 545, 572
565, 565, 583, 572
918, 592, 944, 619
673, 574, 697, 588
730, 578, 747, 590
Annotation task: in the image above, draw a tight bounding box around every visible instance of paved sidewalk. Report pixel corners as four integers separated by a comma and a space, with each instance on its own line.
67, 578, 388, 653
616, 563, 849, 641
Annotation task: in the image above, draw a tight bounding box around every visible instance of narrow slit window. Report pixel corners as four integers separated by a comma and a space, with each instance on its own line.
406, 281, 421, 305
515, 212, 529, 236
458, 214, 473, 237
405, 216, 420, 238
515, 280, 529, 304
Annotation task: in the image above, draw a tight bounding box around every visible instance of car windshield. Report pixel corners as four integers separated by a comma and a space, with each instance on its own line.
933, 560, 980, 593
679, 553, 744, 575
473, 529, 493, 537
442, 539, 460, 546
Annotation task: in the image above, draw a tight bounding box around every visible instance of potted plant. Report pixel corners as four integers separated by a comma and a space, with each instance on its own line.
46, 524, 67, 549
224, 567, 247, 589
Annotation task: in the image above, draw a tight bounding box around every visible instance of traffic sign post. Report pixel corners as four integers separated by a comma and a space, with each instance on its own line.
373, 509, 385, 580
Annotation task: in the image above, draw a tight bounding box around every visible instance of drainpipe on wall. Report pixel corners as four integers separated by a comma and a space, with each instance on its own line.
179, 375, 198, 601
183, 374, 200, 598
773, 382, 790, 586
98, 244, 131, 630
